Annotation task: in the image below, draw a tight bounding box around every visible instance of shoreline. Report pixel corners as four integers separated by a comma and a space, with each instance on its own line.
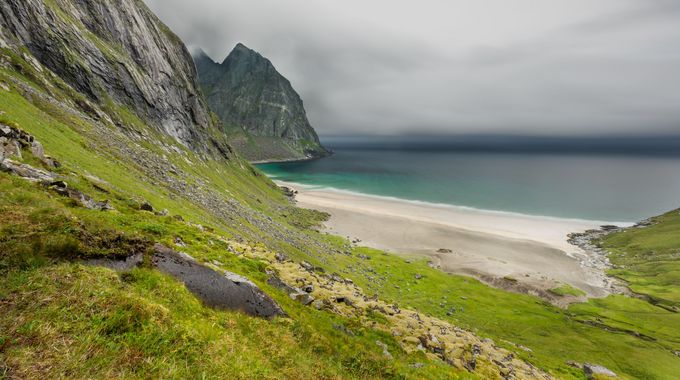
250, 151, 334, 165
276, 180, 628, 304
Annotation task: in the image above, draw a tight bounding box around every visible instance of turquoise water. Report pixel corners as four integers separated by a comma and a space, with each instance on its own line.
258, 145, 680, 222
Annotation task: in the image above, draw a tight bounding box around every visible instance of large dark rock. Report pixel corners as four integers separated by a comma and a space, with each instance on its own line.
152, 245, 286, 318
194, 45, 328, 161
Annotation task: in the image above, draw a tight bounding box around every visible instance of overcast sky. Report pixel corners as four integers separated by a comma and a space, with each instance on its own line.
145, 0, 680, 136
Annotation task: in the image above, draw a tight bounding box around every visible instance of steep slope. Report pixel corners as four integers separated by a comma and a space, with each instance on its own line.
0, 0, 226, 154
0, 1, 547, 378
194, 45, 328, 162
1, 1, 679, 379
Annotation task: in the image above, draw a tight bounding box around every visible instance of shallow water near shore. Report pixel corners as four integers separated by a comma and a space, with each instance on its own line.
258, 143, 680, 222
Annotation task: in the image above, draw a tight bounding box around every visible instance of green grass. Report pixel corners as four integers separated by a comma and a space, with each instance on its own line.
1, 39, 680, 379
549, 285, 587, 297
293, 243, 680, 379
0, 173, 469, 379
600, 210, 680, 310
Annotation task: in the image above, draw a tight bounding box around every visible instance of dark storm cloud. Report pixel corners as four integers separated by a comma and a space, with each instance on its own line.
144, 0, 680, 136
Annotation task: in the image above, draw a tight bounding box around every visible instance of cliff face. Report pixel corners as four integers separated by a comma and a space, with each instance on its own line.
0, 0, 221, 153
194, 44, 328, 161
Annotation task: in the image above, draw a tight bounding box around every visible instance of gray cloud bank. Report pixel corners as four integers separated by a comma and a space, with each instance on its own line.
145, 0, 680, 136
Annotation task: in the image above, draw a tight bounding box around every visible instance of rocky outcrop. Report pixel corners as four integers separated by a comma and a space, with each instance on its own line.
0, 0, 224, 154
194, 45, 328, 161
88, 244, 286, 319
152, 245, 286, 318
236, 241, 552, 379
1, 123, 60, 168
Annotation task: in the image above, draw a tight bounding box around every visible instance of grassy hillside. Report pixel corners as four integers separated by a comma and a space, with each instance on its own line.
600, 210, 680, 311
1, 26, 679, 380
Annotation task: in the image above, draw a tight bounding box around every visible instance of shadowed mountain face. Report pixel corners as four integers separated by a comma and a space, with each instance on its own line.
194, 44, 327, 162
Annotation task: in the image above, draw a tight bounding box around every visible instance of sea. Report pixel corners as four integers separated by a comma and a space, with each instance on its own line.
257, 135, 680, 222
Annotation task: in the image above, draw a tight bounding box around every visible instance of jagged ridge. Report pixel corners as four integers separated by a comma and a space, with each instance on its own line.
0, 0, 226, 155
194, 44, 328, 161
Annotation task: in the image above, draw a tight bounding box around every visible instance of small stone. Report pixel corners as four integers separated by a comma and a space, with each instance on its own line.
174, 237, 186, 247
376, 340, 393, 359
302, 284, 314, 293
414, 274, 423, 280
290, 292, 315, 305
275, 252, 288, 262
410, 362, 424, 369
30, 141, 45, 160
155, 208, 169, 216
583, 363, 617, 379
50, 180, 68, 189
300, 261, 314, 271
140, 201, 154, 212
335, 296, 353, 306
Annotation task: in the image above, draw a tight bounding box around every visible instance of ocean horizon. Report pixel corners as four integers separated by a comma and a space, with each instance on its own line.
257, 135, 680, 222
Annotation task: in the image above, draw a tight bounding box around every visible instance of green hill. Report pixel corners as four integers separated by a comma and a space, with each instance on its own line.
0, 1, 678, 379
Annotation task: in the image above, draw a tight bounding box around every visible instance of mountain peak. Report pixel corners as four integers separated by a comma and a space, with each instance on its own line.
194, 44, 328, 161
222, 42, 269, 66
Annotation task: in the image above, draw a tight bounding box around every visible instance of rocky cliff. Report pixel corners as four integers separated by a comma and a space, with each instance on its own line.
0, 0, 225, 154
194, 44, 328, 161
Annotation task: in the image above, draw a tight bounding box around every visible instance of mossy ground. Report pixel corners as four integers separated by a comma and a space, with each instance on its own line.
549, 285, 587, 297
1, 43, 679, 379
600, 210, 680, 311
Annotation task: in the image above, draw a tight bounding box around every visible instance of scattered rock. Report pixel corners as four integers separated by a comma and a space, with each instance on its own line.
50, 181, 114, 211
290, 292, 315, 306
583, 363, 617, 379
335, 296, 354, 307
280, 186, 296, 197
174, 236, 186, 247
266, 275, 297, 295
155, 208, 169, 216
674, 350, 680, 358
302, 284, 314, 293
437, 248, 452, 253
300, 261, 314, 271
275, 252, 288, 262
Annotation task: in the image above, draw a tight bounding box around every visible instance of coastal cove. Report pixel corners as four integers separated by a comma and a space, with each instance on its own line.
257, 147, 680, 222
273, 180, 621, 304
258, 148, 680, 302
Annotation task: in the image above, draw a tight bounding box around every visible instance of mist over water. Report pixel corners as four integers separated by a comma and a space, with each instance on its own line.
258, 136, 680, 222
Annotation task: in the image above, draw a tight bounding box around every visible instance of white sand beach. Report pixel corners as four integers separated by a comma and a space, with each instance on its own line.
280, 181, 627, 300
